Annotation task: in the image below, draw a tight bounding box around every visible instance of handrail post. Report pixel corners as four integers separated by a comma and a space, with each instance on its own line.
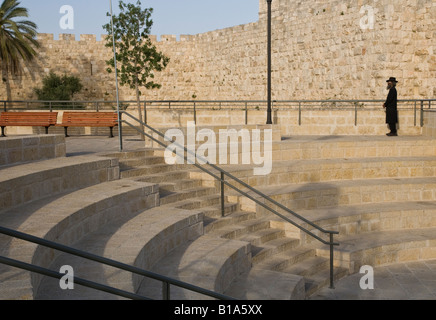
414, 101, 417, 127
298, 101, 302, 126
221, 171, 225, 217
162, 282, 170, 300
144, 101, 147, 125
193, 102, 197, 124
329, 232, 335, 289
354, 102, 358, 126
420, 100, 424, 127
245, 102, 248, 125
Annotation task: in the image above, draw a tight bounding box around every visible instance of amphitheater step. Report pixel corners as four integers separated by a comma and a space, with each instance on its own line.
223, 268, 305, 300
204, 211, 257, 233
303, 267, 349, 297
317, 227, 436, 274
120, 163, 186, 178
159, 186, 219, 206
231, 177, 436, 212
35, 206, 203, 300
0, 155, 119, 213
135, 170, 192, 184
136, 236, 251, 300
269, 201, 436, 240
158, 179, 203, 192
275, 136, 436, 161
0, 179, 159, 300
204, 156, 436, 190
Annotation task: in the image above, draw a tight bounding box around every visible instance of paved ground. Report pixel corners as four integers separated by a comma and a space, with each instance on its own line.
65, 135, 436, 300
65, 135, 146, 156
311, 260, 436, 300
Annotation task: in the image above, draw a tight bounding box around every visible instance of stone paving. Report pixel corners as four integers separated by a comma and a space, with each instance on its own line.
63, 134, 436, 300
311, 260, 436, 300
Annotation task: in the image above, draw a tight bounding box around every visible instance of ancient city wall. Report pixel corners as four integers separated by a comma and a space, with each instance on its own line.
1, 0, 434, 102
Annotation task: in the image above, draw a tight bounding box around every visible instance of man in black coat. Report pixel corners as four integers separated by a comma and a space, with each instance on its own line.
383, 77, 399, 136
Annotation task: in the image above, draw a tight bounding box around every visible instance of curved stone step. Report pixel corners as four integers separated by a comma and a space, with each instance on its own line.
204, 211, 257, 233
230, 177, 436, 212
317, 227, 436, 273
0, 155, 119, 213
223, 268, 305, 300
275, 136, 436, 161
267, 201, 436, 244
136, 235, 251, 300
34, 207, 204, 300
159, 186, 218, 206
0, 179, 158, 300
201, 156, 436, 189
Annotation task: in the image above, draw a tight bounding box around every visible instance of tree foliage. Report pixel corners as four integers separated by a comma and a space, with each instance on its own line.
102, 0, 170, 96
34, 71, 83, 101
0, 0, 40, 100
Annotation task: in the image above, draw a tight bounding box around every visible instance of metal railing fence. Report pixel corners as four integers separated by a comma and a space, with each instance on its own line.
1, 98, 434, 127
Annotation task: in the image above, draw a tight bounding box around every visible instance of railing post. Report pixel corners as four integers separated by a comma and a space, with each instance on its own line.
221, 171, 225, 217
298, 101, 302, 126
162, 282, 170, 300
414, 101, 417, 127
354, 102, 358, 126
245, 102, 248, 125
193, 102, 197, 124
329, 233, 335, 289
144, 101, 147, 125
420, 100, 424, 127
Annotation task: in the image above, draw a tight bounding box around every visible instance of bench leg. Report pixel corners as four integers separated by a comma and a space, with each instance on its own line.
45, 126, 49, 134
1, 126, 5, 137
64, 127, 69, 138
109, 127, 114, 138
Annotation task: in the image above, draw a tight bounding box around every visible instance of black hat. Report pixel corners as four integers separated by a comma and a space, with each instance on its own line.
386, 77, 398, 83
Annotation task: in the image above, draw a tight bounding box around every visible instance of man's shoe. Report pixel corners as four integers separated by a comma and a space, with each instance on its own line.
386, 132, 398, 136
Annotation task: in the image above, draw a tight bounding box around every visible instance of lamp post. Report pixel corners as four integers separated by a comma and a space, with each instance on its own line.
266, 0, 273, 125
109, 0, 123, 151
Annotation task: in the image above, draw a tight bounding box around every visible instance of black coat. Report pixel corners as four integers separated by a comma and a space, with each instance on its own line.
385, 87, 398, 124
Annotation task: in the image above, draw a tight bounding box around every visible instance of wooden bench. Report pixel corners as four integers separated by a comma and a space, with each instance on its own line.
57, 112, 119, 137
0, 112, 58, 137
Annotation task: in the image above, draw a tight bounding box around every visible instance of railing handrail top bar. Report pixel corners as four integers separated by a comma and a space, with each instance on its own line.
1, 98, 435, 104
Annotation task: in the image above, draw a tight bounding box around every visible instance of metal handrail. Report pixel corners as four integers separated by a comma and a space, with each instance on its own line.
0, 226, 235, 300
0, 256, 150, 300
2, 98, 434, 111
121, 111, 340, 288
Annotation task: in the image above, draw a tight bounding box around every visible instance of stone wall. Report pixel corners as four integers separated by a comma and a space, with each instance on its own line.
0, 134, 66, 166
1, 0, 434, 102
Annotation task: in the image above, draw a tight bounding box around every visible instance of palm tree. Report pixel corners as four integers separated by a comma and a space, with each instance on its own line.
0, 0, 39, 101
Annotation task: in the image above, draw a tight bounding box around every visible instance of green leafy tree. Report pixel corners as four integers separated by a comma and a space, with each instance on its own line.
34, 71, 83, 108
0, 0, 39, 101
103, 0, 169, 139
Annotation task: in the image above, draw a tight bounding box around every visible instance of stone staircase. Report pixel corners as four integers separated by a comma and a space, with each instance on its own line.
99, 146, 348, 299
1, 133, 436, 300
